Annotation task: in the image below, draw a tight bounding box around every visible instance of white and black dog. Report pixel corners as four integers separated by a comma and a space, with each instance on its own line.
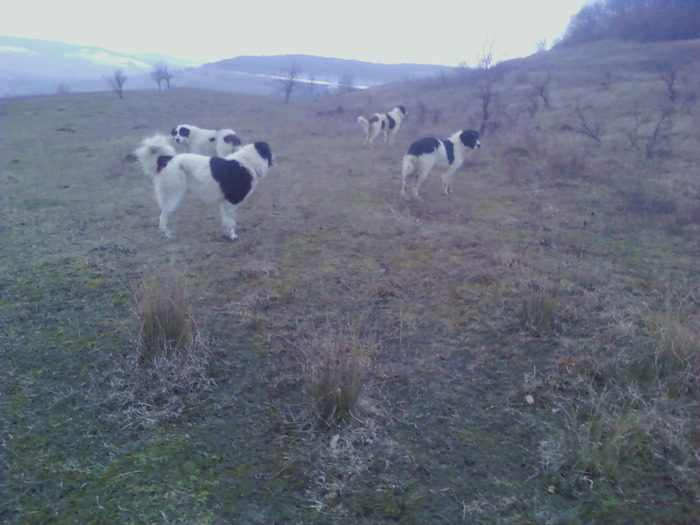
171, 124, 242, 157
135, 134, 273, 240
401, 129, 481, 201
357, 106, 407, 148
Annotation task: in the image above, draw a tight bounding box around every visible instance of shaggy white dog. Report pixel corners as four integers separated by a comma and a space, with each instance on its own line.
135, 134, 273, 240
357, 106, 407, 148
400, 129, 480, 201
171, 124, 242, 157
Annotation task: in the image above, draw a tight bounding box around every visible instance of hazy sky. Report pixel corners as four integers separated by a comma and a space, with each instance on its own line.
0, 0, 592, 66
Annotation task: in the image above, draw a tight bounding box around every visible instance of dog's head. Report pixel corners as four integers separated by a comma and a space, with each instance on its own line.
459, 129, 481, 149
397, 105, 407, 116
254, 142, 274, 167
171, 125, 191, 145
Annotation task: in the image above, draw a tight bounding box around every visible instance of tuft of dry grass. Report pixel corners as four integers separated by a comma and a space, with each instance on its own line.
517, 283, 560, 336
136, 268, 193, 362
294, 321, 378, 427
104, 267, 214, 428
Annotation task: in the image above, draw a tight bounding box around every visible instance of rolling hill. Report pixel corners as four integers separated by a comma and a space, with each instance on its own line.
0, 35, 454, 97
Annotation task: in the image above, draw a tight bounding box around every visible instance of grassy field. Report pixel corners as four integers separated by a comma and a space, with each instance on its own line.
1, 39, 698, 524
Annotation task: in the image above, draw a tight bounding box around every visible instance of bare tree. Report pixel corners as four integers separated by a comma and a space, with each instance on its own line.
151, 64, 173, 91
108, 70, 127, 99
475, 41, 498, 135
278, 63, 302, 103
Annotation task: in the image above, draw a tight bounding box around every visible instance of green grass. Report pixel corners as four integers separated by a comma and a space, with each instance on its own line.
1, 38, 699, 524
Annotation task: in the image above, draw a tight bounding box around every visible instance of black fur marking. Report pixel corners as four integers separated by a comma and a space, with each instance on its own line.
408, 137, 440, 157
157, 156, 173, 173
224, 134, 241, 146
386, 114, 396, 129
210, 157, 253, 205
209, 137, 215, 142
254, 142, 274, 166
443, 140, 455, 164
398, 105, 407, 116
178, 127, 190, 138
171, 128, 177, 136
459, 129, 480, 148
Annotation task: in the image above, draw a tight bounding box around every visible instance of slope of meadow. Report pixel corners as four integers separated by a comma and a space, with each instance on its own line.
1, 39, 698, 524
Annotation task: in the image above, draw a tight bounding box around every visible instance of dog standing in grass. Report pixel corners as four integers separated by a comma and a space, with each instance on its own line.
171, 124, 242, 157
357, 106, 407, 148
401, 129, 480, 201
135, 134, 273, 240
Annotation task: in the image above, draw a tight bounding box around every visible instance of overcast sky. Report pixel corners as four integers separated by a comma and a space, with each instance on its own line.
0, 0, 592, 67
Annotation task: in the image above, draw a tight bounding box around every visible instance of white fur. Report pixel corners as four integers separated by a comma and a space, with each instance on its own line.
357, 106, 407, 148
135, 134, 272, 240
171, 124, 241, 157
401, 129, 481, 201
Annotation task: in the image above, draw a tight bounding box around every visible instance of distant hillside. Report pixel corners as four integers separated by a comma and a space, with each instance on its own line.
205, 55, 454, 88
0, 36, 455, 97
0, 35, 198, 96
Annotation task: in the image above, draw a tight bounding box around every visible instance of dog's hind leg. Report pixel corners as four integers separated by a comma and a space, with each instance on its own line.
219, 201, 239, 240
158, 210, 174, 239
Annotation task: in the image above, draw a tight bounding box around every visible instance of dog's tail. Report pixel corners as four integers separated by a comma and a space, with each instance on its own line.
357, 115, 369, 131
134, 134, 176, 177
215, 129, 242, 157
401, 154, 417, 178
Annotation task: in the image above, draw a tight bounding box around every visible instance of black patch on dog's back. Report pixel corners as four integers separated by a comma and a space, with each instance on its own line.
209, 157, 253, 204
386, 114, 396, 129
157, 156, 173, 173
443, 140, 455, 164
408, 137, 441, 157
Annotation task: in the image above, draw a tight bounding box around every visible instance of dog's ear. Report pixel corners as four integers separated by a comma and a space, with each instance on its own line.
224, 134, 241, 146
171, 127, 177, 136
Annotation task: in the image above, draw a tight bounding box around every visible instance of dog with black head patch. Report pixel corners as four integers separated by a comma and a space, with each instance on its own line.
357, 106, 407, 148
401, 129, 480, 201
171, 124, 242, 157
135, 134, 273, 240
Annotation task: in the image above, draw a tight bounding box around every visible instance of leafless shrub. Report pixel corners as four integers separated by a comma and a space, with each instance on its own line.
565, 105, 604, 143
530, 70, 553, 110
644, 106, 674, 159
656, 61, 681, 103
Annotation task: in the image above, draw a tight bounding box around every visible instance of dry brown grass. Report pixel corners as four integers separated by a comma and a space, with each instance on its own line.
294, 321, 378, 427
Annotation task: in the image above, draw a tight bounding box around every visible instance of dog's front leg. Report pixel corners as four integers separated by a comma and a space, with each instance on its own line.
441, 166, 459, 196
220, 202, 239, 240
